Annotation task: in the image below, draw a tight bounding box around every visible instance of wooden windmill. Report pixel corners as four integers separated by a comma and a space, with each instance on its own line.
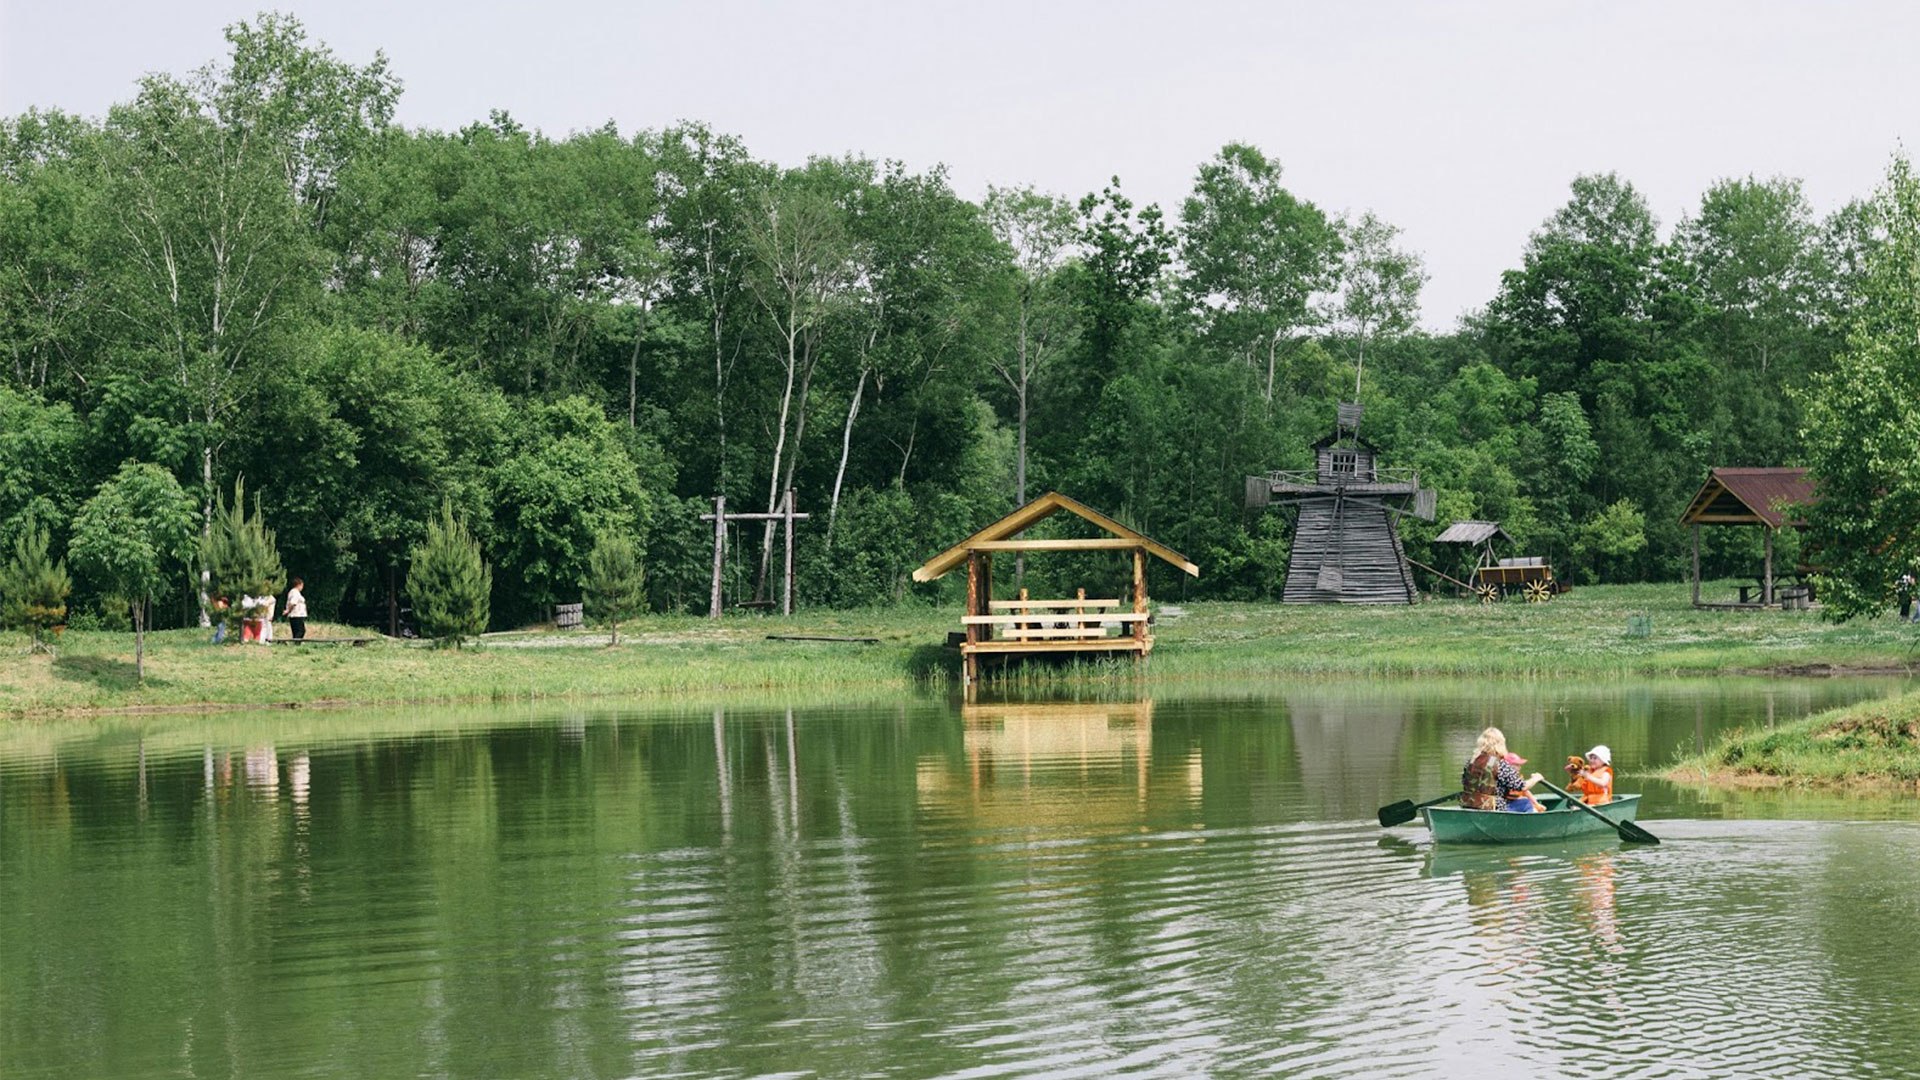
1245, 403, 1435, 604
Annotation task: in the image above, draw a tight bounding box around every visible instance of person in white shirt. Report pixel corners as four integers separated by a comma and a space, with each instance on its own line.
286, 577, 308, 641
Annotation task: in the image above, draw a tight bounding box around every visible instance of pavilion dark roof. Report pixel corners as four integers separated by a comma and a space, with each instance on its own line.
1680, 468, 1817, 529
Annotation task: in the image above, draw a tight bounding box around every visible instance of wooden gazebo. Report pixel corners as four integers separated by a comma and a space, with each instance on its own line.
1680, 467, 1818, 608
912, 492, 1199, 685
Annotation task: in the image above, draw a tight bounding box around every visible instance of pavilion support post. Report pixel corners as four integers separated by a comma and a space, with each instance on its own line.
1133, 547, 1148, 645
1763, 528, 1774, 607
964, 552, 981, 686
1133, 546, 1149, 676
1691, 524, 1700, 607
709, 495, 726, 619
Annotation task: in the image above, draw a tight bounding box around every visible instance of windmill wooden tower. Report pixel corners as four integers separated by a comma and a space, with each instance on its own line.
1246, 403, 1435, 604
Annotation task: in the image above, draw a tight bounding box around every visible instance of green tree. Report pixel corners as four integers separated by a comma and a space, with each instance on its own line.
983, 184, 1078, 508
1180, 143, 1341, 403
202, 477, 286, 636
584, 531, 645, 645
96, 15, 393, 618
408, 500, 491, 646
1799, 155, 1920, 619
1574, 498, 1649, 583
0, 520, 70, 652
490, 396, 666, 623
69, 462, 197, 678
1328, 210, 1427, 397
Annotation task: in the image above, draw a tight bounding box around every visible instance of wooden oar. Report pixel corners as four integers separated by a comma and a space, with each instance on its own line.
1377, 792, 1463, 828
1536, 778, 1659, 844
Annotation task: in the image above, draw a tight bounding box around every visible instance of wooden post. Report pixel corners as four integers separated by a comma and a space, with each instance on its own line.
964, 552, 980, 686
709, 495, 726, 619
1763, 527, 1774, 607
981, 553, 993, 626
1132, 547, 1148, 644
1690, 523, 1700, 607
782, 488, 796, 617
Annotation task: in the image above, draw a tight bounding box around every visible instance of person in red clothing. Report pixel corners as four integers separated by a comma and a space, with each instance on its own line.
1567, 745, 1614, 805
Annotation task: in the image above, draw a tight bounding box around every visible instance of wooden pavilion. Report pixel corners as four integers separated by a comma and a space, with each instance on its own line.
912, 492, 1199, 685
1680, 467, 1819, 608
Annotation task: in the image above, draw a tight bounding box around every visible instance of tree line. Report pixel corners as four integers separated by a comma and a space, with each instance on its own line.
3, 14, 1915, 633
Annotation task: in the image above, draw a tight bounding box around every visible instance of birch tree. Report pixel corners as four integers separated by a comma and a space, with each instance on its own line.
742, 176, 850, 594
1328, 210, 1427, 398
1179, 143, 1342, 403
984, 184, 1078, 507
96, 15, 394, 622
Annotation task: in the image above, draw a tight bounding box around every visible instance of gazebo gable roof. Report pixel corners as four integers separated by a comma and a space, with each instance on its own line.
911, 492, 1200, 582
1680, 467, 1816, 529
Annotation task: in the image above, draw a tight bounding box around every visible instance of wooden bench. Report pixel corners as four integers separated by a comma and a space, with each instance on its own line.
963, 611, 1147, 641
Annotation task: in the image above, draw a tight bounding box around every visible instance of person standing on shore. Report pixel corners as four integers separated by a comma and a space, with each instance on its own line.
287, 577, 308, 641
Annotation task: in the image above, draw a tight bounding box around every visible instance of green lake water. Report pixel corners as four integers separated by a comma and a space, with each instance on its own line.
5, 677, 1920, 1078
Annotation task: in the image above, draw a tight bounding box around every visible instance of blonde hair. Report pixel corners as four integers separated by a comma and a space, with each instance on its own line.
1474, 727, 1508, 758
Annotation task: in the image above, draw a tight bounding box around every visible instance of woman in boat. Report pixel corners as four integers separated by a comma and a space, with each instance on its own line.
1567, 745, 1614, 805
1461, 727, 1545, 812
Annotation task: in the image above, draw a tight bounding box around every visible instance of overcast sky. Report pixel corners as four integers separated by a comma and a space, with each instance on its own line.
5, 1, 1916, 328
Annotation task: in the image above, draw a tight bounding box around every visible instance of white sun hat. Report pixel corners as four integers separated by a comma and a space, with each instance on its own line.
1586, 745, 1612, 765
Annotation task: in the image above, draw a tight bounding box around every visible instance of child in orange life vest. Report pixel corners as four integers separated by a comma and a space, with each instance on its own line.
1567, 745, 1615, 805
1502, 751, 1545, 812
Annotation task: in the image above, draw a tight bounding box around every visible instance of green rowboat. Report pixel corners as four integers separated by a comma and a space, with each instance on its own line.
1421, 794, 1642, 844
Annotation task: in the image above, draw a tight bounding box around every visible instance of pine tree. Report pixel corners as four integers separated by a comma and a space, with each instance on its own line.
408, 500, 491, 647
0, 522, 72, 653
585, 531, 645, 646
201, 478, 286, 639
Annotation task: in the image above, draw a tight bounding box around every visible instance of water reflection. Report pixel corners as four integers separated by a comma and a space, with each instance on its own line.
3, 679, 1919, 1079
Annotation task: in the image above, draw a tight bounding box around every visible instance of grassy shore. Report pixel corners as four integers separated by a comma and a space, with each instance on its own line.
3, 581, 1915, 718
1666, 689, 1920, 787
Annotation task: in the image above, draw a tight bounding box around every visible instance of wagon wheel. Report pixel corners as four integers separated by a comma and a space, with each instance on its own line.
1476, 583, 1500, 605
1525, 580, 1552, 603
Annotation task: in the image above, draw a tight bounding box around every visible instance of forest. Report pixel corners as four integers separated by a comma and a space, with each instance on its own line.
3, 14, 1916, 632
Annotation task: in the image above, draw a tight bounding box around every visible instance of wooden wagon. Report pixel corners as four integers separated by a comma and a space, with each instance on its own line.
1428, 521, 1568, 603
1472, 557, 1565, 603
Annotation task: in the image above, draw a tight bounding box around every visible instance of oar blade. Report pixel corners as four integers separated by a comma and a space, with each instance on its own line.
1377, 801, 1418, 828
1618, 819, 1660, 845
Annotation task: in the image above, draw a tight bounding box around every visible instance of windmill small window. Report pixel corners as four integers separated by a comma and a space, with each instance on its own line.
1330, 450, 1358, 477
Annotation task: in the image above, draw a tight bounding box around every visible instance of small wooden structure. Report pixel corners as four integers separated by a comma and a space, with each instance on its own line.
912, 492, 1199, 685
1430, 520, 1565, 603
700, 490, 809, 617
1246, 403, 1434, 604
1680, 467, 1818, 608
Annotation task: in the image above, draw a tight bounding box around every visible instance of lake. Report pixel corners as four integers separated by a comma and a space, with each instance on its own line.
4, 677, 1919, 1078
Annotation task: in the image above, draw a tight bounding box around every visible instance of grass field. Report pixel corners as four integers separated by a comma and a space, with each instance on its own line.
1666, 688, 1920, 787
2, 580, 1916, 718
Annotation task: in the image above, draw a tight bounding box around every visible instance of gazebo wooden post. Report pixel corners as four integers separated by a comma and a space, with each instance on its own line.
1691, 523, 1700, 607
964, 551, 981, 685
1763, 528, 1774, 606
1132, 547, 1148, 645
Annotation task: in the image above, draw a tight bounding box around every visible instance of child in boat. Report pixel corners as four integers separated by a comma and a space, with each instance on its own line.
1567, 745, 1615, 805
1502, 751, 1545, 812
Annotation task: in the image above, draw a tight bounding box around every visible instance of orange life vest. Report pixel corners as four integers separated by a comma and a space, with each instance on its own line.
1570, 764, 1613, 805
